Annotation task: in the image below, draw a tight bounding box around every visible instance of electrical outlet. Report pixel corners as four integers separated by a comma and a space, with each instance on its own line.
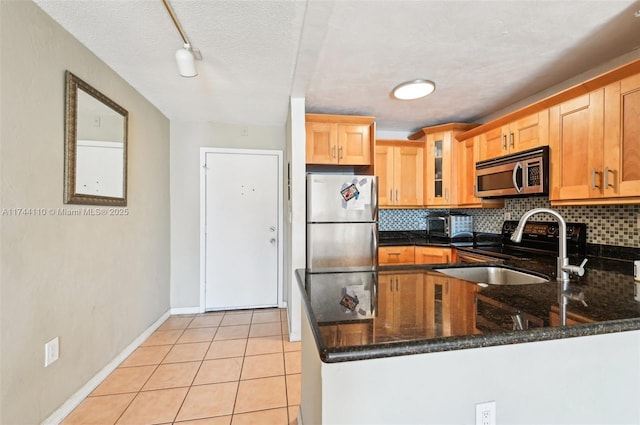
476, 401, 496, 425
504, 211, 511, 220
637, 211, 640, 229
44, 337, 59, 367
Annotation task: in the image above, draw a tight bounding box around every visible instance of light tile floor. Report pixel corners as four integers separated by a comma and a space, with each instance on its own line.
63, 308, 301, 425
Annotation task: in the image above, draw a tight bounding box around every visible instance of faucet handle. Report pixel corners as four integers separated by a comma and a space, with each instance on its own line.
563, 258, 588, 277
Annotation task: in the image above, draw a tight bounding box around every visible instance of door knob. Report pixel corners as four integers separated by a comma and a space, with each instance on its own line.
270, 226, 276, 232
270, 238, 276, 245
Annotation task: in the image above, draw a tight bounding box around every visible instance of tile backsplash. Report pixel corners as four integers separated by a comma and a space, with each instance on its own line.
379, 197, 640, 248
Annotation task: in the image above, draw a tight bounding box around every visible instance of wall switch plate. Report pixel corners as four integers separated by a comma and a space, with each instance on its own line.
44, 337, 59, 367
476, 401, 496, 425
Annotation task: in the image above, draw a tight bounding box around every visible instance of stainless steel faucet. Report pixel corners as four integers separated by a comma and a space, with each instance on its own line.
510, 208, 587, 282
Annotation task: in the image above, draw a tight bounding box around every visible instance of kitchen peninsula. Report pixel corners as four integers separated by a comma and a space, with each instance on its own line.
297, 263, 640, 425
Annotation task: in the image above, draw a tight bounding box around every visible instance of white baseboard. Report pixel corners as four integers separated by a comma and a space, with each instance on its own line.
170, 306, 202, 315
42, 309, 172, 425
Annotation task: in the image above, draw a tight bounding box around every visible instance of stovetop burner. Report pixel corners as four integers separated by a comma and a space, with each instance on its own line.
466, 220, 587, 260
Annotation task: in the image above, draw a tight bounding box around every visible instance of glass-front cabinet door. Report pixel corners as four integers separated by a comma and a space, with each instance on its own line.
425, 131, 453, 206
433, 139, 443, 199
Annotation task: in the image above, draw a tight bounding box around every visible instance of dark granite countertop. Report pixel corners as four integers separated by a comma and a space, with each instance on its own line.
379, 230, 476, 247
297, 255, 640, 363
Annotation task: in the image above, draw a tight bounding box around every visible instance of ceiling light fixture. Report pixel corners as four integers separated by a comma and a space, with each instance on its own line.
392, 79, 436, 100
162, 0, 201, 78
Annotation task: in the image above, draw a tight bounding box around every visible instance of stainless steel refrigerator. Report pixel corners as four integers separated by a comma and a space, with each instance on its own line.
306, 174, 378, 272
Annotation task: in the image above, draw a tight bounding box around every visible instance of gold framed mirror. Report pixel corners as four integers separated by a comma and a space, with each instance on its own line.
64, 71, 128, 206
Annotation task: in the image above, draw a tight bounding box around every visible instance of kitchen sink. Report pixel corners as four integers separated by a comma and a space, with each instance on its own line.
434, 265, 549, 285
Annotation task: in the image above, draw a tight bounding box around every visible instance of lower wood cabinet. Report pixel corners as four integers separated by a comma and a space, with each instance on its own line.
378, 246, 415, 265
379, 245, 454, 265
414, 246, 455, 264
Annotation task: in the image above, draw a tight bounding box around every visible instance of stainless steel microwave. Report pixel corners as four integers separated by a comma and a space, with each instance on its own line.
475, 146, 549, 198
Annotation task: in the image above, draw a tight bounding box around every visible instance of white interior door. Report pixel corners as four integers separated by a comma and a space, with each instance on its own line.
203, 149, 282, 310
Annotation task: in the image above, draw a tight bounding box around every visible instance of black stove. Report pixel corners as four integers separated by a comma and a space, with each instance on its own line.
468, 220, 587, 260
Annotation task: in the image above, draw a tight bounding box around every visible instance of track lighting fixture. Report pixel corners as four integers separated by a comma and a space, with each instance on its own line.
162, 0, 201, 78
175, 43, 197, 77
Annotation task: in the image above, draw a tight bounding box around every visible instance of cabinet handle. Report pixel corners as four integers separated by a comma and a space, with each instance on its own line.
396, 277, 399, 291
395, 190, 399, 202
332, 145, 337, 159
388, 252, 401, 255
509, 132, 514, 148
591, 169, 600, 189
390, 190, 393, 201
339, 146, 343, 159
604, 167, 614, 188
445, 188, 449, 201
502, 134, 507, 150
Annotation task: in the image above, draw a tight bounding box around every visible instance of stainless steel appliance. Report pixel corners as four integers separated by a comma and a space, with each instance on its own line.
426, 212, 473, 239
306, 174, 378, 272
475, 146, 549, 198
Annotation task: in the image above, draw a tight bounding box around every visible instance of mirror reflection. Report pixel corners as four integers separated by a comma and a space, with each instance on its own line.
64, 71, 128, 205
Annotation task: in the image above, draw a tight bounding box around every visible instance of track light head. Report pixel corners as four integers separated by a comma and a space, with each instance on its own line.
175, 43, 197, 77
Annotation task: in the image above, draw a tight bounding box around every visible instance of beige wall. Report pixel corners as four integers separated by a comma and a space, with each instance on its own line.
170, 121, 285, 309
0, 2, 171, 424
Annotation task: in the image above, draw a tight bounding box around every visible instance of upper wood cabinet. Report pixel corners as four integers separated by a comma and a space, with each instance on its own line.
411, 123, 477, 208
305, 114, 375, 165
477, 111, 549, 161
375, 140, 424, 207
550, 73, 640, 204
549, 91, 604, 201
603, 73, 640, 198
456, 137, 504, 208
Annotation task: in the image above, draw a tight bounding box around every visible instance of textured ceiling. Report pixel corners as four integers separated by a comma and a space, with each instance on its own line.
34, 0, 640, 133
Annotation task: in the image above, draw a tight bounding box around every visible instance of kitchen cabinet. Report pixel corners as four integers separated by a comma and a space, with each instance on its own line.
319, 323, 372, 347
410, 123, 477, 208
602, 73, 640, 198
477, 111, 549, 161
549, 90, 604, 202
378, 246, 415, 265
375, 140, 424, 207
376, 272, 425, 341
414, 246, 455, 264
456, 136, 505, 208
550, 74, 640, 204
305, 113, 375, 166
379, 246, 453, 265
